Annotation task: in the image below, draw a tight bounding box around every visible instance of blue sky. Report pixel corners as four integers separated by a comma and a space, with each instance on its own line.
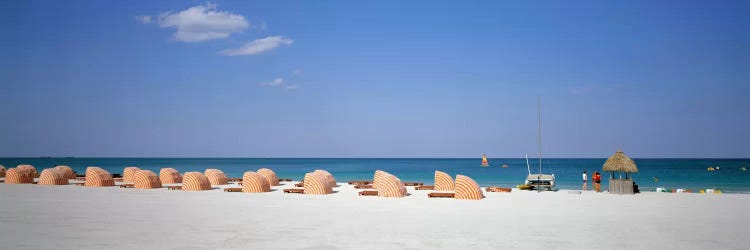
1, 1, 749, 158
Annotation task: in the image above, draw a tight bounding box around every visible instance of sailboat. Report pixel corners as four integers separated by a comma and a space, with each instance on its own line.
520, 97, 555, 191
481, 153, 490, 167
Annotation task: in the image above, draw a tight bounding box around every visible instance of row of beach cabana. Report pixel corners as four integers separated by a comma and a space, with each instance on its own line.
0, 164, 491, 200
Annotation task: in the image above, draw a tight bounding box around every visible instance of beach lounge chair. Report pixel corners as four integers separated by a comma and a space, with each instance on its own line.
279, 178, 292, 182
402, 182, 423, 186
486, 187, 512, 192
348, 180, 372, 185
227, 178, 242, 182
167, 186, 182, 190
283, 188, 304, 193
119, 184, 135, 188
294, 183, 304, 187
428, 192, 455, 198
223, 187, 243, 192
354, 184, 373, 189
359, 190, 378, 196
415, 185, 435, 190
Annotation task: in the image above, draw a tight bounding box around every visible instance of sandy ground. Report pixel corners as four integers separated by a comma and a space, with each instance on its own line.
0, 181, 748, 250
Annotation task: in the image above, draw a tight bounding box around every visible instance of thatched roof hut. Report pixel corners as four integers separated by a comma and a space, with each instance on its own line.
603, 150, 638, 173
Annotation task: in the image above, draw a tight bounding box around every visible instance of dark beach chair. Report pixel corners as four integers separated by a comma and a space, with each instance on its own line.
167, 186, 182, 190
294, 183, 304, 187
223, 187, 242, 192
402, 182, 423, 186
359, 190, 378, 196
485, 187, 512, 192
354, 184, 373, 189
279, 178, 292, 182
119, 184, 135, 188
415, 185, 435, 190
348, 180, 372, 185
428, 192, 455, 198
284, 188, 304, 194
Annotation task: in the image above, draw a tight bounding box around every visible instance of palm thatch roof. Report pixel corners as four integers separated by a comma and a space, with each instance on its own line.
603, 150, 638, 173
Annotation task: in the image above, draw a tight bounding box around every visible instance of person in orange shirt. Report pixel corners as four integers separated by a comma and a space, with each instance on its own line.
593, 172, 602, 192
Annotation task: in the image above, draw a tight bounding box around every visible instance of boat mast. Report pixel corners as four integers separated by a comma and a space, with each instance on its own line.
537, 96, 542, 174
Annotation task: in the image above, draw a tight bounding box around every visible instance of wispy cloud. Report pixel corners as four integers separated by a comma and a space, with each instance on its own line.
137, 2, 249, 42
260, 78, 285, 87
260, 77, 298, 91
134, 15, 152, 24
220, 36, 293, 56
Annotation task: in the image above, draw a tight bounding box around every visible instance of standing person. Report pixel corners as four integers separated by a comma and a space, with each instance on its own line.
593, 171, 602, 192
582, 171, 588, 191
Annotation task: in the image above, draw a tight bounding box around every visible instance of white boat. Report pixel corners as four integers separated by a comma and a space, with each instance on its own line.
522, 98, 555, 190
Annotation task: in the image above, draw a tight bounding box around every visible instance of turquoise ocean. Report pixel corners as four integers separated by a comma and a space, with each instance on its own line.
2, 158, 749, 193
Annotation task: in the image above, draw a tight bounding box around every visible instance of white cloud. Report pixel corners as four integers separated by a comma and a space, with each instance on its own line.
155, 3, 249, 42
220, 36, 293, 56
260, 77, 298, 90
260, 78, 285, 86
135, 15, 152, 24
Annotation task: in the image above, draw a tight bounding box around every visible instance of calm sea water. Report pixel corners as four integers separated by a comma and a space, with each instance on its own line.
2, 158, 749, 193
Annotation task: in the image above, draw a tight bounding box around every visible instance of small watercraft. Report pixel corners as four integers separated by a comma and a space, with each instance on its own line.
501, 164, 509, 168
481, 153, 489, 167
707, 167, 715, 171
740, 167, 748, 171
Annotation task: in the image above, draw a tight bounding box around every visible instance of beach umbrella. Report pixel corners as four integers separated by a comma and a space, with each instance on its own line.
603, 150, 638, 179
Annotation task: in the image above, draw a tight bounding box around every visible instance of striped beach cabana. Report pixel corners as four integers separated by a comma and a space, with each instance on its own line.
242, 171, 271, 193
38, 168, 69, 185
454, 175, 484, 200
303, 172, 333, 195
134, 170, 162, 189
182, 172, 212, 191
159, 168, 182, 184
373, 170, 407, 198
257, 168, 280, 186
204, 169, 228, 185
434, 171, 455, 191
54, 165, 76, 179
85, 167, 115, 187
122, 166, 141, 183
313, 169, 337, 187
5, 167, 35, 184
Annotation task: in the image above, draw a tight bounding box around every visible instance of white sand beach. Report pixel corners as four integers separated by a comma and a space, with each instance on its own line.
0, 182, 747, 250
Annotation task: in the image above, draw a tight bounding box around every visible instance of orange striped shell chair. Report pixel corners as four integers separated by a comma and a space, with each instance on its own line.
454, 175, 484, 200
38, 168, 69, 185
182, 172, 212, 191
122, 166, 141, 183
0, 165, 5, 178
242, 171, 271, 193
54, 165, 76, 179
134, 170, 162, 189
257, 168, 280, 186
159, 168, 182, 184
85, 167, 115, 187
5, 167, 35, 184
434, 171, 455, 191
373, 170, 407, 198
313, 169, 336, 187
303, 172, 333, 195
204, 169, 228, 185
